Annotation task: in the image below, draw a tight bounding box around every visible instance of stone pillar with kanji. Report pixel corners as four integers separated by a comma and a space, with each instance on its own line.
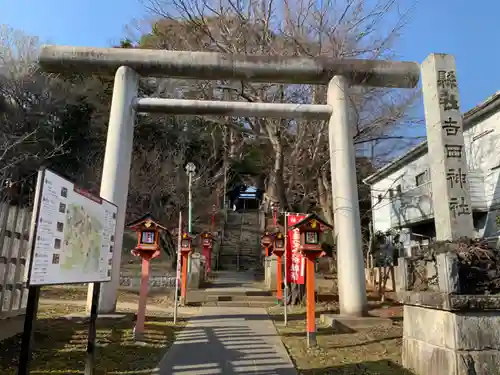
421, 54, 474, 241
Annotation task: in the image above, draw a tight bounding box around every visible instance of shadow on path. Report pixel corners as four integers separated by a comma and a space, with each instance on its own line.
157, 307, 297, 375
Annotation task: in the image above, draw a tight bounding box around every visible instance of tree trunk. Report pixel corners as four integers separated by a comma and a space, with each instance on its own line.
318, 168, 334, 225
266, 134, 288, 209
229, 128, 237, 159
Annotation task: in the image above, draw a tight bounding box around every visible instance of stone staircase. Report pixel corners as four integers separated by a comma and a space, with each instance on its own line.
218, 209, 262, 271
187, 271, 277, 307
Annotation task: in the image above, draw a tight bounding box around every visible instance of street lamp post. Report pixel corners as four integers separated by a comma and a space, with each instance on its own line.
185, 162, 196, 276
185, 162, 196, 234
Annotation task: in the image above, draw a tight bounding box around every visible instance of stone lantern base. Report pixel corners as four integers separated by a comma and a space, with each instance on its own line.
396, 252, 500, 375
400, 292, 500, 375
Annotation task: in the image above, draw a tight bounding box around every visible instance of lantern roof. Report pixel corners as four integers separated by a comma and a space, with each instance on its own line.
126, 213, 167, 231
288, 213, 332, 231
274, 232, 284, 240
200, 231, 217, 241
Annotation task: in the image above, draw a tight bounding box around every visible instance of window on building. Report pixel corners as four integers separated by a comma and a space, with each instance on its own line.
415, 171, 428, 186
377, 194, 383, 203
389, 188, 394, 198
395, 184, 402, 195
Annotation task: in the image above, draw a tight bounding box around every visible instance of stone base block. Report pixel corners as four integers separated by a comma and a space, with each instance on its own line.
320, 314, 392, 332
403, 304, 500, 375
403, 337, 500, 375
64, 313, 130, 321
264, 256, 278, 291
188, 253, 205, 290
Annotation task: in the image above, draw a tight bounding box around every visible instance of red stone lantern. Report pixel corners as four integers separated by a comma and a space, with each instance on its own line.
272, 232, 286, 302
179, 232, 193, 305
126, 213, 166, 340
261, 232, 273, 257
180, 232, 193, 253
200, 231, 215, 273
289, 213, 332, 347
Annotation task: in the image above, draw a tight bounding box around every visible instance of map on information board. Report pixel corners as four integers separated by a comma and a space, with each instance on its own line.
25, 168, 118, 286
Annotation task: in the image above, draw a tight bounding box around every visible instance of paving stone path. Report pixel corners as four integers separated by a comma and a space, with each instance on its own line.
157, 272, 298, 375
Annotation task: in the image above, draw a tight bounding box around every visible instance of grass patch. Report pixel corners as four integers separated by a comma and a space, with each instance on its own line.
40, 286, 175, 307
268, 300, 412, 374
0, 305, 185, 375
40, 286, 139, 302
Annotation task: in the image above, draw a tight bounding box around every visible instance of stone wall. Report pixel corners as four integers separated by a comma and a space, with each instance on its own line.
397, 238, 500, 295
397, 254, 440, 293
403, 304, 500, 375
397, 249, 500, 375
119, 274, 176, 289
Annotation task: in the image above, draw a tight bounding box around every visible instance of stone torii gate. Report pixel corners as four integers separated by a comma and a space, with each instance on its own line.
38, 47, 472, 317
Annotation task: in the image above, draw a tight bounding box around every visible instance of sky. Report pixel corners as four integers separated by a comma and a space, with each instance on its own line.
0, 0, 498, 113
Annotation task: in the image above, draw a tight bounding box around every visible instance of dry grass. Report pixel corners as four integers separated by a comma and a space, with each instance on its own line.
0, 304, 185, 375
40, 286, 176, 307
268, 287, 413, 375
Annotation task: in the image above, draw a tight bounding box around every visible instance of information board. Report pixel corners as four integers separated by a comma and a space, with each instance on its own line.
25, 168, 118, 286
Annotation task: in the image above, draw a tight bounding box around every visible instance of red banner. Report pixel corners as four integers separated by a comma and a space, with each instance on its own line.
286, 213, 306, 285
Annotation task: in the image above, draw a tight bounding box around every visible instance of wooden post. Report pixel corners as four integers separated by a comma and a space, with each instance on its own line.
305, 253, 316, 347
134, 258, 150, 339
276, 254, 283, 302
181, 252, 189, 305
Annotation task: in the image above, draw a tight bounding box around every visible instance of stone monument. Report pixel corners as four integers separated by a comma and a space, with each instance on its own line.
398, 54, 500, 375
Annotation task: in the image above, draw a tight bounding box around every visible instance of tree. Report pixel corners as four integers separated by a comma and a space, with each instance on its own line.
0, 25, 73, 200
138, 0, 421, 220
127, 113, 225, 227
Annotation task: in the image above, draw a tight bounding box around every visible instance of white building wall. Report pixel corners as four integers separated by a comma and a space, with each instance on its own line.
371, 154, 429, 233
465, 111, 500, 207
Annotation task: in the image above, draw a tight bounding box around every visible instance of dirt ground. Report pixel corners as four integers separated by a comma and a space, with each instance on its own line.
6, 273, 412, 374
0, 302, 184, 375
268, 277, 413, 375
0, 286, 181, 375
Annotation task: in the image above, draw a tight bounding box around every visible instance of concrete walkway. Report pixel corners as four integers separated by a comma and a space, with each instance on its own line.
157, 271, 297, 375
157, 306, 297, 375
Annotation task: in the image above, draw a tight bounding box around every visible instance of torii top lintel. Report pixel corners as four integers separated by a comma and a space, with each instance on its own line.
38, 45, 420, 88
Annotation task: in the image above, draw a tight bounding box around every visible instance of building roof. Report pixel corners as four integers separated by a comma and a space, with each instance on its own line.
363, 91, 500, 185
289, 213, 333, 230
